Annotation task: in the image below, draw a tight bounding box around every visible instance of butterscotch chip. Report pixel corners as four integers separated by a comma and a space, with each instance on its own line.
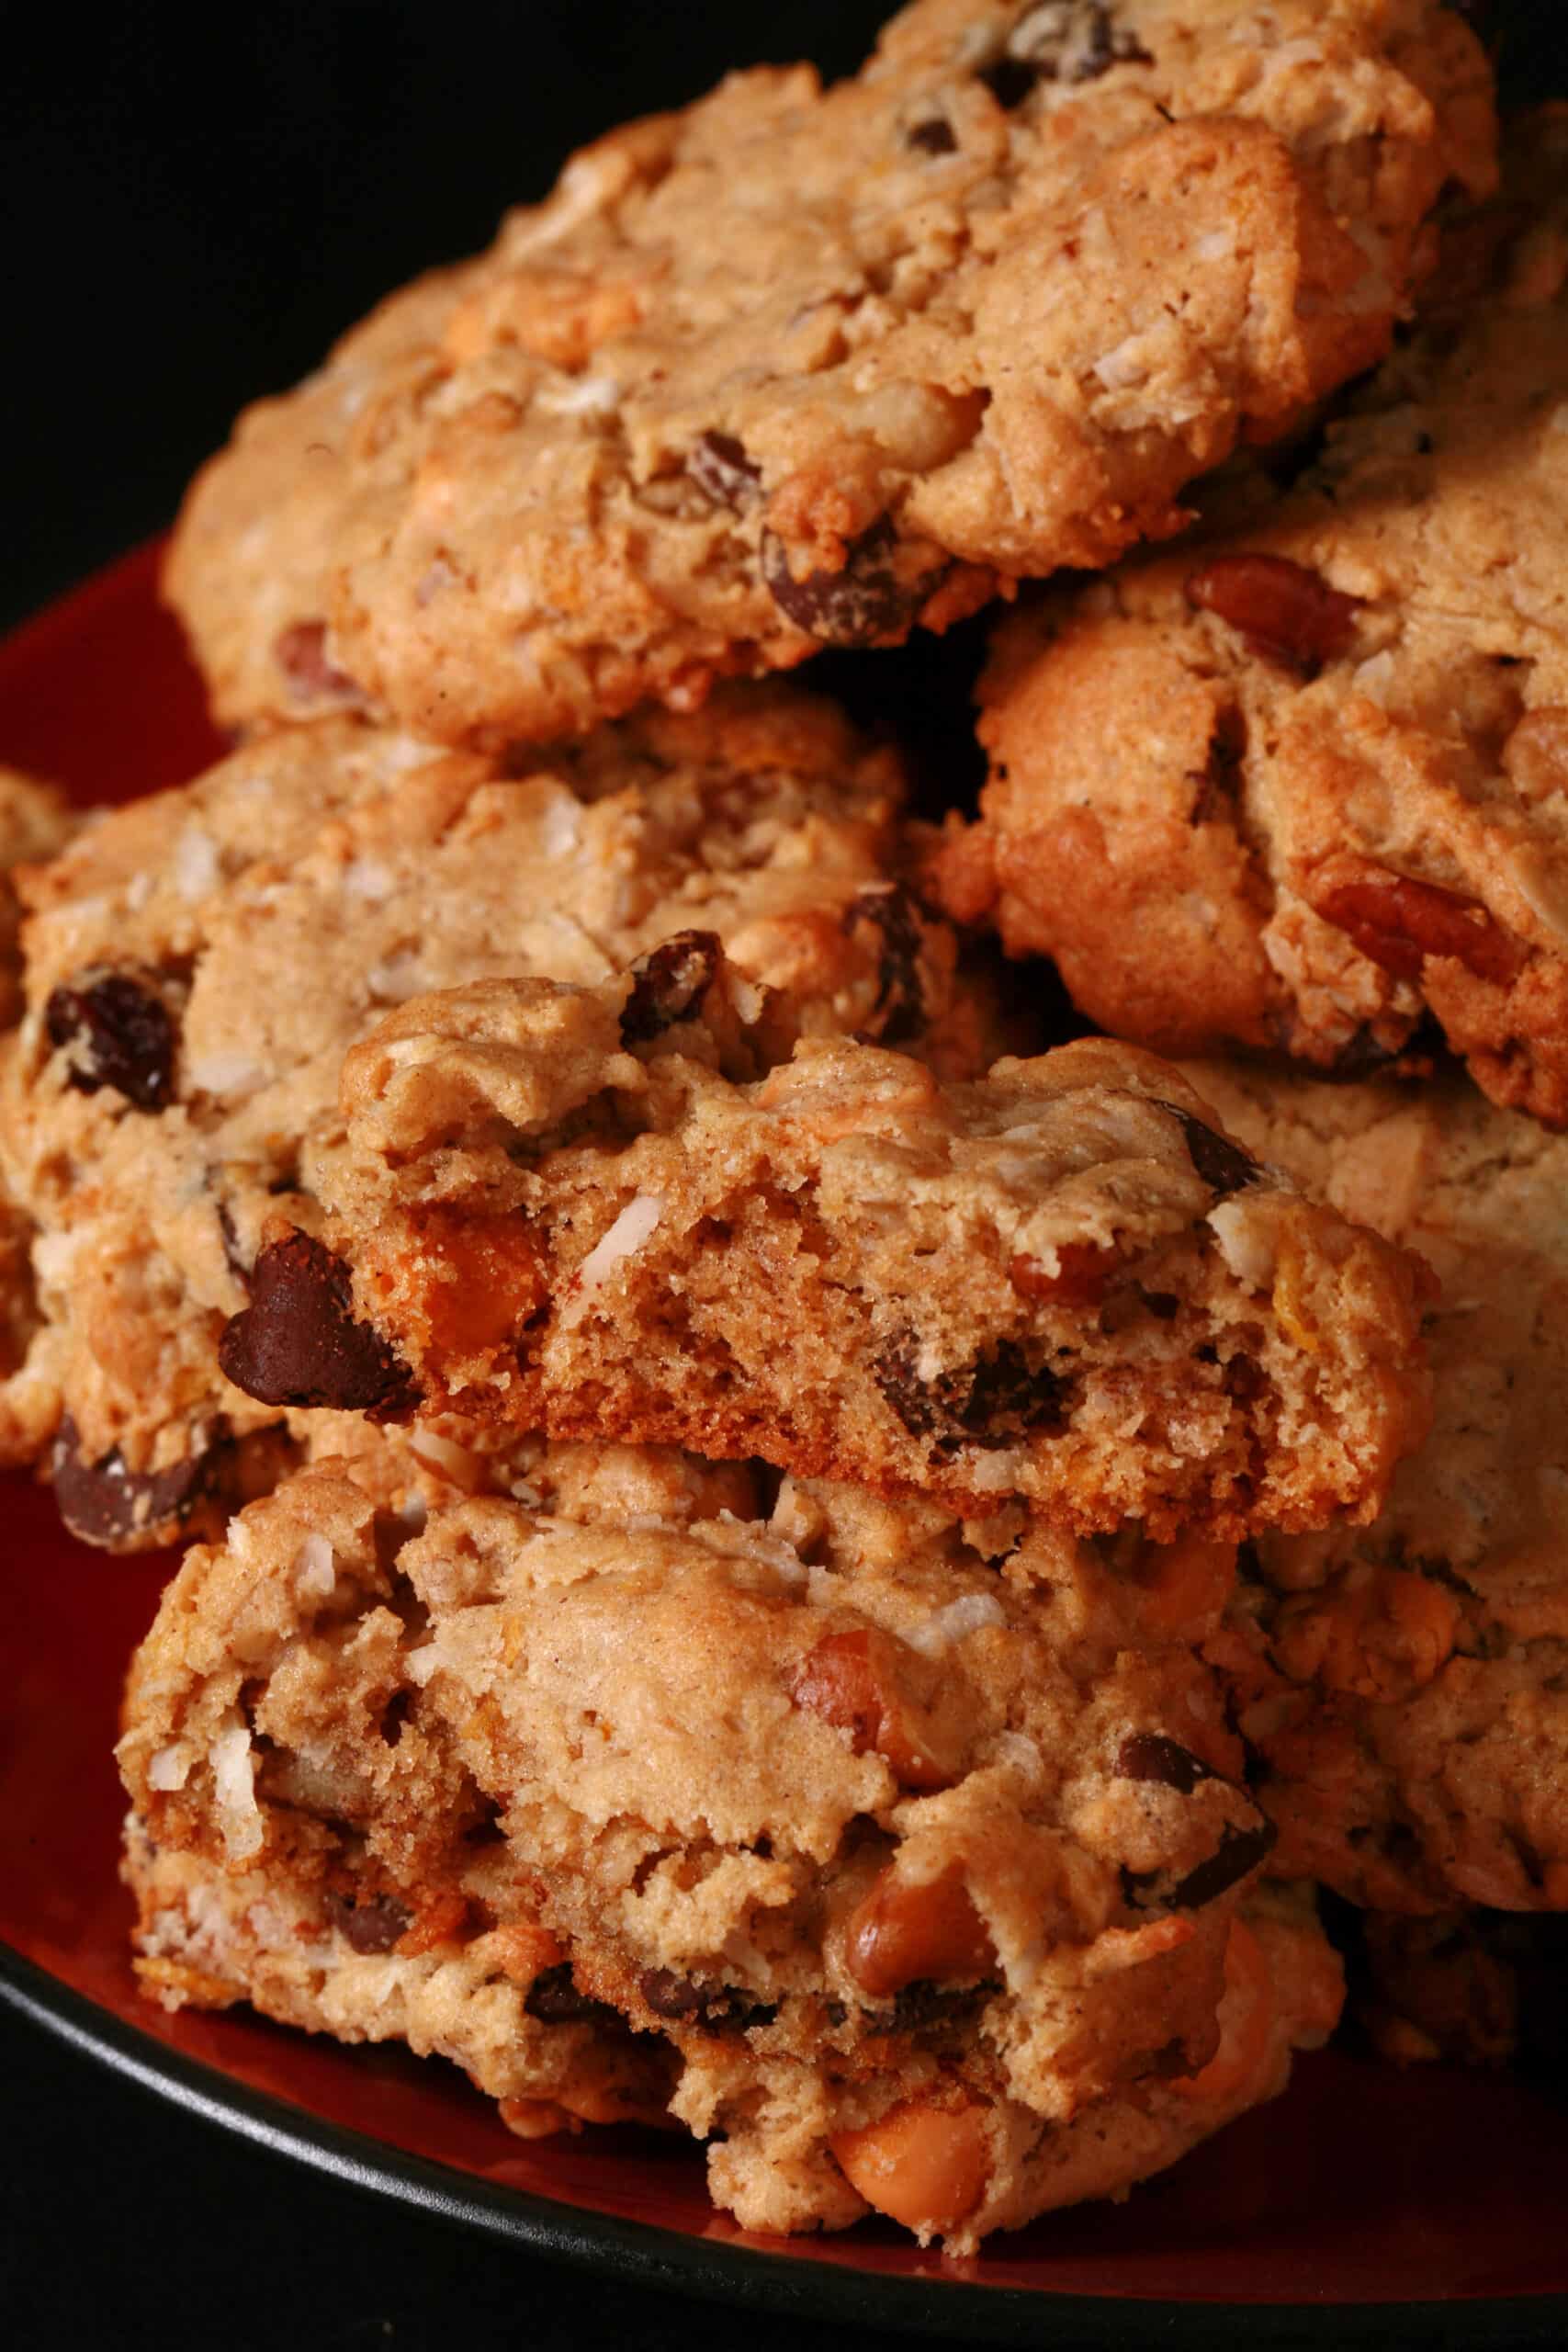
165, 0, 1492, 748
1188, 1057, 1568, 1917
0, 693, 992, 1544
221, 945, 1431, 1540
935, 109, 1568, 1125
118, 1446, 1339, 2248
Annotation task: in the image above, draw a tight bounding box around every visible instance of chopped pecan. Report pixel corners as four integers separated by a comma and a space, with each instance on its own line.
791, 1628, 954, 1791
1186, 554, 1359, 674
1311, 863, 1524, 987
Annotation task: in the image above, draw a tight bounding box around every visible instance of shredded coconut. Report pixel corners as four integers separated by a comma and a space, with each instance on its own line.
147, 1742, 194, 1792
905, 1590, 1008, 1657
174, 825, 221, 901
563, 1194, 663, 1323
344, 856, 395, 900
295, 1532, 336, 1599
210, 1714, 263, 1860
1207, 1197, 1276, 1290
536, 374, 620, 417
186, 1048, 267, 1098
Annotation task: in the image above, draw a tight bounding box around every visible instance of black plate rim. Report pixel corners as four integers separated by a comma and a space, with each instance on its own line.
6, 1939, 1566, 2348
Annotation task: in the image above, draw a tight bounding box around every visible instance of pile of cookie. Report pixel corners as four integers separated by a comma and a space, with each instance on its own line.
2, 0, 1561, 2254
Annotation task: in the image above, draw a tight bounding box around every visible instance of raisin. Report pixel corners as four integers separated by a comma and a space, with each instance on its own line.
1155, 1101, 1261, 1197
52, 1414, 228, 1547
876, 1337, 1067, 1453
841, 885, 928, 1048
977, 53, 1039, 107
619, 931, 723, 1044
979, 4, 1152, 105
688, 431, 761, 512
761, 516, 919, 647
45, 968, 176, 1111
1185, 553, 1360, 675
326, 1892, 412, 1955
218, 1228, 419, 1417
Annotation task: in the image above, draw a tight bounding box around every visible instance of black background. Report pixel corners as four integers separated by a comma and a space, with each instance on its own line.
4, 6, 1564, 2348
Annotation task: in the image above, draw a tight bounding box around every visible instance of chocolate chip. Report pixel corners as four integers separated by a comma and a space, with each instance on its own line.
1123, 1814, 1278, 1912
761, 516, 918, 647
1072, 4, 1153, 79
619, 931, 723, 1045
326, 1891, 412, 1955
871, 1978, 999, 2033
688, 430, 762, 512
1167, 1817, 1278, 1910
978, 53, 1040, 107
218, 1228, 419, 1417
52, 1413, 226, 1546
876, 1337, 1068, 1454
524, 1964, 616, 2026
842, 885, 929, 1048
637, 1968, 776, 2032
44, 969, 176, 1111
1154, 1102, 1262, 1198
1117, 1734, 1218, 1795
907, 116, 957, 155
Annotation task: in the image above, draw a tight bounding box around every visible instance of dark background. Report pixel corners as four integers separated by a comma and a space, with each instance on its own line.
4, 6, 1564, 2348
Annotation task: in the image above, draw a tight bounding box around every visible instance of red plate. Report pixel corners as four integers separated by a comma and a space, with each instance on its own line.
1, 548, 1564, 2341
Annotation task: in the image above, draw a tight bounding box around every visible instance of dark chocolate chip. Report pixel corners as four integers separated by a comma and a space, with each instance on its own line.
977, 52, 1039, 107
761, 516, 918, 648
907, 116, 957, 154
876, 1337, 1068, 1454
870, 1977, 999, 2034
1117, 1733, 1219, 1796
218, 1228, 419, 1417
841, 885, 929, 1049
1139, 1290, 1180, 1321
619, 931, 723, 1045
1167, 1816, 1278, 1910
688, 430, 762, 512
1072, 4, 1154, 79
1154, 1101, 1262, 1198
524, 1964, 617, 2026
637, 1968, 776, 2032
52, 1413, 224, 1546
44, 969, 176, 1111
326, 1891, 412, 1955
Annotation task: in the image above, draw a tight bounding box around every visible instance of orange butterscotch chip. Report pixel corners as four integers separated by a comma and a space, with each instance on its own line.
831, 2097, 991, 2235
844, 1860, 995, 2000
1010, 1241, 1117, 1309
401, 1204, 549, 1361
394, 1888, 472, 1955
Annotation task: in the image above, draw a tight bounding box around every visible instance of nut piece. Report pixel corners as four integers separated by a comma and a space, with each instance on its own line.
843, 1860, 995, 1998
791, 1628, 955, 1791
1185, 553, 1359, 673
1309, 863, 1525, 987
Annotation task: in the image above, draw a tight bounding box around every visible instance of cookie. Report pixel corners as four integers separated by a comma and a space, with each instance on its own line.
118, 1450, 1340, 2246
1357, 1910, 1568, 2071
217, 944, 1432, 1539
0, 764, 76, 1464
0, 690, 989, 1545
1189, 1058, 1568, 1915
165, 0, 1492, 748
939, 109, 1568, 1124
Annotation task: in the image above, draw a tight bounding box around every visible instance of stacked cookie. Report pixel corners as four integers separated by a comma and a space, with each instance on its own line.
0, 0, 1538, 2253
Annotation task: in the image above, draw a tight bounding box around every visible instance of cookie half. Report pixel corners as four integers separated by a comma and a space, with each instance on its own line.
218, 945, 1433, 1538
118, 1448, 1340, 2247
